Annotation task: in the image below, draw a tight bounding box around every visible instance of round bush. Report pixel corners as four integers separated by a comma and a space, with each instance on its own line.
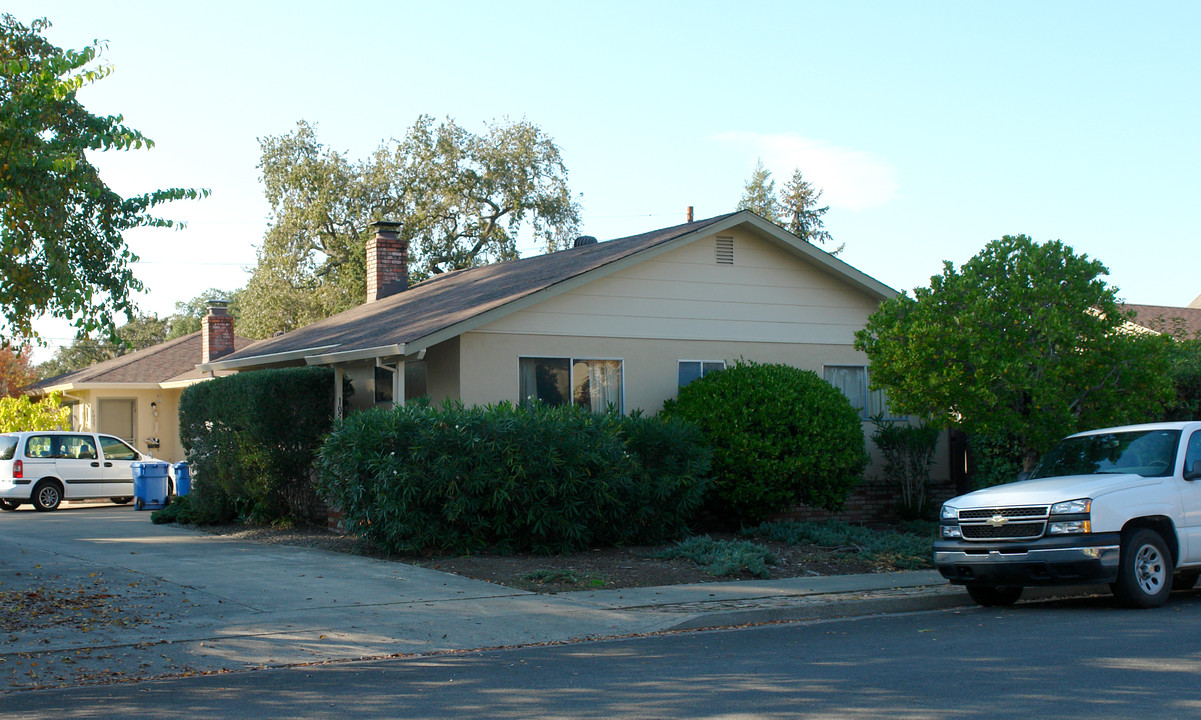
661, 360, 868, 523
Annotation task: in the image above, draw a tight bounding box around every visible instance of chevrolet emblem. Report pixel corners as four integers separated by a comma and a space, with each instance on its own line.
986, 515, 1008, 528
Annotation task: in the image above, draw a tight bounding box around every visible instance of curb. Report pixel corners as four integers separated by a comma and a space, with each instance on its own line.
668, 585, 973, 630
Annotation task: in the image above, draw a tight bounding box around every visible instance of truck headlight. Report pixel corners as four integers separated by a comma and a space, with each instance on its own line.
941, 525, 962, 539
1050, 498, 1091, 515
1048, 520, 1091, 535
940, 504, 959, 520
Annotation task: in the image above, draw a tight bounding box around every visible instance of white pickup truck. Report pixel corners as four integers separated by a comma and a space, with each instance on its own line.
935, 422, 1201, 608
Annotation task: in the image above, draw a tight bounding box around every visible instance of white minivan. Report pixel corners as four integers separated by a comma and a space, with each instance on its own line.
0, 431, 150, 511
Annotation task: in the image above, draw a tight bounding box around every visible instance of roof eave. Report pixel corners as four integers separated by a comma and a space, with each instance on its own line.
304, 344, 405, 366
198, 344, 341, 373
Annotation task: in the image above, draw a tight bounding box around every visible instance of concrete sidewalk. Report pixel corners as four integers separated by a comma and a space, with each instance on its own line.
0, 505, 979, 693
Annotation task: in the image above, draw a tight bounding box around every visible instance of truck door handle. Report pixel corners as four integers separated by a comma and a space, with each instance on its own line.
104, 462, 113, 468
91, 462, 100, 467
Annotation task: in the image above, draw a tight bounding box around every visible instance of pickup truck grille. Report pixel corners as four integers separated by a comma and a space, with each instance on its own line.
955, 505, 1050, 541
959, 507, 1048, 520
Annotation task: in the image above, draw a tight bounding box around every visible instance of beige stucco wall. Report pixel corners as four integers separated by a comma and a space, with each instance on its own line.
64, 387, 185, 462
455, 228, 880, 412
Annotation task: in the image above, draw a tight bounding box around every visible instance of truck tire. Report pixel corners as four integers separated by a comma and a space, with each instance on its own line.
1112, 528, 1172, 608
966, 584, 1023, 607
32, 481, 63, 511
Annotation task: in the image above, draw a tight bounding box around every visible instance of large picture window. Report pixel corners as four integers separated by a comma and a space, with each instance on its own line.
519, 357, 623, 413
824, 365, 898, 420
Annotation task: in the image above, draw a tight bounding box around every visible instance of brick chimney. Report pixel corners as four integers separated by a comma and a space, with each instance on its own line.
366, 220, 408, 302
202, 300, 235, 364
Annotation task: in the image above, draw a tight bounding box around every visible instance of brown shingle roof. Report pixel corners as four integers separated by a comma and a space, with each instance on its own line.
214, 212, 741, 365
33, 331, 255, 390
1123, 304, 1201, 339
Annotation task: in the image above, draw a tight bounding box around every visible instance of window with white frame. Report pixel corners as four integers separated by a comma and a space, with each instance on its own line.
823, 365, 898, 420
678, 360, 725, 387
519, 357, 623, 413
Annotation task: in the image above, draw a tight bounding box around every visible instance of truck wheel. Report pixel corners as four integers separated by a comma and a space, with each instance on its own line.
1112, 528, 1172, 608
0, 499, 20, 511
32, 481, 62, 511
966, 584, 1023, 607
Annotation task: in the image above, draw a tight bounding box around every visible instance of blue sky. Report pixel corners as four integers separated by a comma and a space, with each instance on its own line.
14, 1, 1201, 359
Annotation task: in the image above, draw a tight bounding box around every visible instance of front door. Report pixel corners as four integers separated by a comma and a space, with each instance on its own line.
99, 399, 136, 445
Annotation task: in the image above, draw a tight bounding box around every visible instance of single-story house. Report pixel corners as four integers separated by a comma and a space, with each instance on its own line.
199, 211, 903, 428
1123, 299, 1201, 340
29, 305, 253, 462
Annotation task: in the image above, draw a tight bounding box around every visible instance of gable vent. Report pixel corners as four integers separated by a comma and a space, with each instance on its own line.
715, 236, 734, 265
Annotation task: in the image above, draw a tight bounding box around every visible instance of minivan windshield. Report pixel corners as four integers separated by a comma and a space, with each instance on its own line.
0, 435, 15, 461
1031, 429, 1181, 479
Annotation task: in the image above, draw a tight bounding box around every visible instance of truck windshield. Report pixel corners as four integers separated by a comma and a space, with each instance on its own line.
1031, 429, 1181, 479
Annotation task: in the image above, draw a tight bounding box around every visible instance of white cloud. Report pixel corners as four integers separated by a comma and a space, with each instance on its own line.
714, 131, 898, 211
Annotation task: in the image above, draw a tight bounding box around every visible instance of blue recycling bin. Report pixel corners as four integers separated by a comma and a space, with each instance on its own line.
131, 461, 170, 511
172, 461, 191, 496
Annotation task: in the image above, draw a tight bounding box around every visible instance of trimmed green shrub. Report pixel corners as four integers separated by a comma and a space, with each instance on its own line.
661, 359, 868, 524
748, 519, 933, 570
654, 536, 776, 578
179, 366, 335, 524
871, 418, 940, 519
315, 402, 711, 555
968, 432, 1025, 489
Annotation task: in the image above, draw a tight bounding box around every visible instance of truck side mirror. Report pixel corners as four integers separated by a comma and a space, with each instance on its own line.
1186, 460, 1201, 481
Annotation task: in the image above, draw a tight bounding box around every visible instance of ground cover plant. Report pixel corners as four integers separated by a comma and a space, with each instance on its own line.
747, 520, 934, 571
653, 536, 777, 578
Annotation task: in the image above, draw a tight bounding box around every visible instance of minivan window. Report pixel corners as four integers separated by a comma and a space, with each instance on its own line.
54, 435, 98, 460
99, 436, 138, 461
25, 435, 54, 459
0, 435, 16, 461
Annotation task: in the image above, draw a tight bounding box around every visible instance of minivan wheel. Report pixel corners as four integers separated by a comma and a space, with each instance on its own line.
32, 481, 62, 511
111, 497, 132, 505
0, 499, 20, 511
1112, 528, 1172, 608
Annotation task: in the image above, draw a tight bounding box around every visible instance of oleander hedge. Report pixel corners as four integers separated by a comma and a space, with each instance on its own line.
315, 402, 712, 554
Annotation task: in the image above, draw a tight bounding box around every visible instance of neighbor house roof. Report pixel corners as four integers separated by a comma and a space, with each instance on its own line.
205, 211, 897, 371
31, 331, 255, 392
1123, 304, 1201, 340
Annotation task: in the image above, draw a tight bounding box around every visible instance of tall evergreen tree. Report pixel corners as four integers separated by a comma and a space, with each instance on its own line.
736, 159, 780, 222
780, 168, 836, 249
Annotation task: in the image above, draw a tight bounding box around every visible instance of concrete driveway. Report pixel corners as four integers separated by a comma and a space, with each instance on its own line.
0, 502, 959, 692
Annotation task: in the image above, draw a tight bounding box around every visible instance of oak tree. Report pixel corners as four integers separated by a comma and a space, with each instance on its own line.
241, 116, 579, 336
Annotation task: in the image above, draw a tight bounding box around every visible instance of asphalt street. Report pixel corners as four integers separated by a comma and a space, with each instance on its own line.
7, 591, 1201, 719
